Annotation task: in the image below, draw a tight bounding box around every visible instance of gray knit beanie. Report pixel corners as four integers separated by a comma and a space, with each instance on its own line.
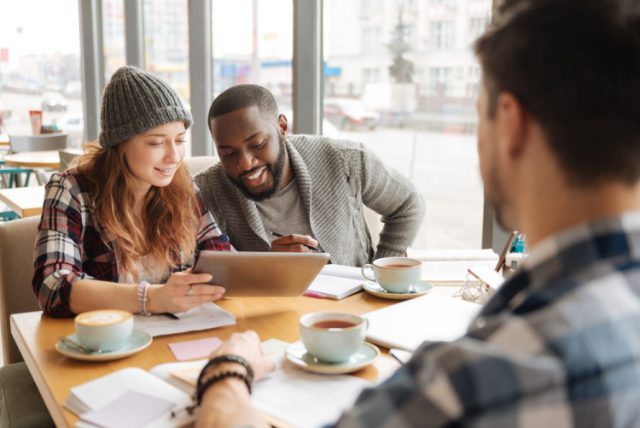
99, 66, 192, 149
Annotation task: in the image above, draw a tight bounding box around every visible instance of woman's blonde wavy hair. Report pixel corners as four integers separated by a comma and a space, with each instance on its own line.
76, 142, 199, 282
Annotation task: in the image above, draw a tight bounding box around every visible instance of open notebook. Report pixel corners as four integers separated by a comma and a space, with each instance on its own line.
364, 291, 482, 351
67, 340, 370, 428
305, 264, 364, 300
408, 249, 499, 284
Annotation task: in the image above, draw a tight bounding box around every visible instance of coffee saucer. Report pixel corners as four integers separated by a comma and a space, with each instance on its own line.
362, 280, 433, 300
55, 329, 152, 362
285, 341, 379, 374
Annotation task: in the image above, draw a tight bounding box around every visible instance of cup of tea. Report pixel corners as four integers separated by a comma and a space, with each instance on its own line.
299, 312, 368, 363
361, 257, 422, 293
74, 309, 134, 352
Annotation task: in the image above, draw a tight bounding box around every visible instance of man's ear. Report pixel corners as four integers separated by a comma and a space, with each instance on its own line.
496, 92, 528, 159
278, 113, 289, 134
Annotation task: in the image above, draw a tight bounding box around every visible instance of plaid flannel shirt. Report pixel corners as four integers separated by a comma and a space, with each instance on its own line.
334, 213, 640, 427
32, 169, 231, 317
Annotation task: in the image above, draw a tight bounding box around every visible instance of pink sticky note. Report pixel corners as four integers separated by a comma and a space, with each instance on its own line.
169, 337, 222, 361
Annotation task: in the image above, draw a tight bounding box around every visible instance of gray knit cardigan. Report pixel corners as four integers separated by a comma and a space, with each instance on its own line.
195, 134, 425, 266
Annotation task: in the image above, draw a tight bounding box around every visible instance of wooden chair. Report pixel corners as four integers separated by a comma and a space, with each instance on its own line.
0, 216, 52, 427
0, 216, 41, 364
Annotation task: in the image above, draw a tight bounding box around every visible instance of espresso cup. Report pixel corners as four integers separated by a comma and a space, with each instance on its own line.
300, 312, 368, 363
74, 310, 134, 352
361, 257, 422, 293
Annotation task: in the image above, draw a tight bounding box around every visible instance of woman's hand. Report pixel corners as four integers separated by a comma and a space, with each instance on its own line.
148, 271, 225, 313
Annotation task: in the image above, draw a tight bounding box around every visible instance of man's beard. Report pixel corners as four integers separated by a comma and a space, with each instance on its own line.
229, 134, 287, 202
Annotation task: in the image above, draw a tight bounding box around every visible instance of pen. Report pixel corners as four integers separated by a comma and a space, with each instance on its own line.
161, 312, 180, 320
271, 232, 323, 253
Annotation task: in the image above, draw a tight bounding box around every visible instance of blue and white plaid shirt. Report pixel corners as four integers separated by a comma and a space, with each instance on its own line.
334, 213, 640, 427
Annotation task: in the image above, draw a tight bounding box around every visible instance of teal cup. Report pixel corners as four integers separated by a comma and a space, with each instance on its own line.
300, 312, 368, 363
361, 257, 422, 293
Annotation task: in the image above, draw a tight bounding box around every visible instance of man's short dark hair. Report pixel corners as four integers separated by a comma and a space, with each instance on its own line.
475, 0, 640, 185
208, 84, 279, 126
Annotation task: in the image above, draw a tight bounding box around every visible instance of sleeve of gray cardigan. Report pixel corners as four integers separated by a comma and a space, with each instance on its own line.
358, 144, 425, 258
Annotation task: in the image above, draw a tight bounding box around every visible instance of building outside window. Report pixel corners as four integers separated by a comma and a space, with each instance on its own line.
212, 0, 293, 113
0, 0, 84, 146
324, 0, 492, 250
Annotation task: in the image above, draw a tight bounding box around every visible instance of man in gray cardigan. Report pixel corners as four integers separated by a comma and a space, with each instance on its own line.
195, 85, 424, 266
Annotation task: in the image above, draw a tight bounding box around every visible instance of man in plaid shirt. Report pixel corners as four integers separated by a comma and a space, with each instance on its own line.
193, 0, 640, 426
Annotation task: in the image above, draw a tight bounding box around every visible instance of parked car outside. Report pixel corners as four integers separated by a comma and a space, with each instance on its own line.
324, 98, 380, 131
42, 92, 68, 112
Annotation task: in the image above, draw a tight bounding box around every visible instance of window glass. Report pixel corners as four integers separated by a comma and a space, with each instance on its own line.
103, 0, 126, 81
0, 0, 84, 146
211, 0, 293, 116
143, 0, 190, 103
323, 0, 492, 249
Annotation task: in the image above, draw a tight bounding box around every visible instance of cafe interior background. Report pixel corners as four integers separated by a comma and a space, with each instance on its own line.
0, 0, 506, 363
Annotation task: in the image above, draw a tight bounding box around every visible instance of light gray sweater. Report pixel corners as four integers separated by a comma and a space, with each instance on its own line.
195, 135, 425, 266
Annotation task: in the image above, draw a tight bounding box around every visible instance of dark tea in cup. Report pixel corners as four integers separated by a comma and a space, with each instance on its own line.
312, 320, 357, 329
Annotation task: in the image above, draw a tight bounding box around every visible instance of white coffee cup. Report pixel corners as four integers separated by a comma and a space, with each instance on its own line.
300, 312, 368, 363
74, 310, 133, 352
361, 257, 422, 293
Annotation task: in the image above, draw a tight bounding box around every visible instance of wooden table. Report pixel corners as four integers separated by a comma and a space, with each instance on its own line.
4, 150, 60, 169
0, 186, 45, 217
11, 293, 398, 427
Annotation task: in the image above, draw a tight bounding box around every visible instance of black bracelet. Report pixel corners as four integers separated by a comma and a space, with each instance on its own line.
196, 370, 252, 405
195, 354, 255, 405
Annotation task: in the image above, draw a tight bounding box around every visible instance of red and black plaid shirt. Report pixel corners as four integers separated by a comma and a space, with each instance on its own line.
33, 169, 231, 317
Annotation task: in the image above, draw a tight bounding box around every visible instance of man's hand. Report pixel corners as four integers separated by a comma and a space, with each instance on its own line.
270, 234, 319, 253
210, 331, 275, 381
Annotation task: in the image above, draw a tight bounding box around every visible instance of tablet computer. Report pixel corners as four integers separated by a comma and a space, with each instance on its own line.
193, 251, 330, 297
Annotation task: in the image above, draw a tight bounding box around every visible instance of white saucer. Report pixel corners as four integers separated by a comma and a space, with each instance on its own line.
285, 341, 379, 374
55, 329, 152, 362
362, 280, 433, 300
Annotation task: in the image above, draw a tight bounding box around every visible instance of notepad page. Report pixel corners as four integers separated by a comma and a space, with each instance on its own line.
364, 291, 481, 351
65, 367, 192, 427
134, 302, 235, 337
305, 264, 364, 299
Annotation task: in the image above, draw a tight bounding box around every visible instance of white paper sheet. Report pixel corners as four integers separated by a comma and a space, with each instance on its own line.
134, 302, 235, 337
364, 291, 481, 351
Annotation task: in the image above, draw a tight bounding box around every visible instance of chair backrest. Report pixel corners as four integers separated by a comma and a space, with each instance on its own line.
184, 155, 218, 176
0, 216, 40, 364
10, 133, 68, 153
363, 206, 382, 248
58, 148, 81, 171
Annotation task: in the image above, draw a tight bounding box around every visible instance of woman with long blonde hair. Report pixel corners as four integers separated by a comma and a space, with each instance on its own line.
33, 66, 231, 317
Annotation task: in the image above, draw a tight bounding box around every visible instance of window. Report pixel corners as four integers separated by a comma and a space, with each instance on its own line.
469, 16, 489, 42
430, 20, 453, 50
362, 28, 382, 54
103, 0, 126, 81
429, 67, 451, 96
0, 0, 84, 146
324, 0, 491, 249
212, 0, 293, 111
363, 68, 381, 83
143, 0, 190, 103
363, 0, 381, 15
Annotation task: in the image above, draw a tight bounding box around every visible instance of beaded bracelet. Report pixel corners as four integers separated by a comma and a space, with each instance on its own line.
137, 280, 151, 316
195, 354, 254, 405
